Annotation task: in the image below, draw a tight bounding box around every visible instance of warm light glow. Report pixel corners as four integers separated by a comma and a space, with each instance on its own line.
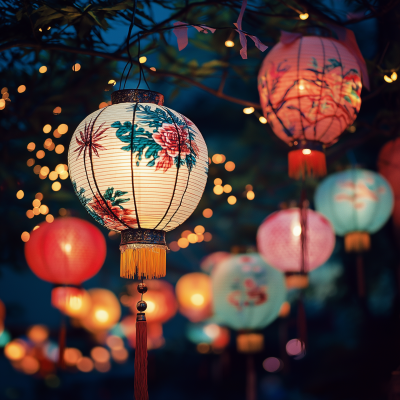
194, 225, 205, 234
213, 185, 224, 195
187, 233, 198, 243
178, 237, 189, 248
243, 107, 255, 114
225, 161, 235, 171
46, 214, 54, 223
27, 325, 49, 344
299, 13, 309, 20
35, 192, 43, 200
36, 150, 45, 159
223, 184, 232, 193
40, 166, 50, 176
16, 190, 24, 199
212, 154, 226, 164
106, 335, 124, 350
21, 355, 40, 375
4, 341, 26, 361
53, 106, 62, 115
55, 145, 65, 154
72, 63, 81, 71
99, 102, 108, 109
139, 56, 147, 64
43, 124, 52, 133
203, 323, 220, 339
17, 85, 26, 93
181, 230, 191, 238
292, 225, 302, 236
95, 309, 109, 323
33, 207, 40, 215
69, 295, 82, 310
225, 40, 234, 47
227, 195, 237, 205
27, 158, 35, 167
204, 232, 212, 241
302, 149, 311, 155
197, 343, 210, 354
111, 347, 128, 363
55, 164, 66, 173
77, 357, 94, 372
384, 75, 393, 83
259, 116, 267, 124
203, 208, 213, 218
91, 346, 110, 363
63, 243, 72, 254
39, 66, 47, 73
33, 226, 40, 231
26, 210, 34, 219
64, 348, 82, 366
59, 171, 69, 180
49, 171, 58, 180
247, 190, 255, 200
299, 84, 305, 90
53, 129, 61, 138
108, 80, 116, 85
391, 72, 398, 81
146, 300, 156, 313
150, 67, 156, 71
0, 99, 5, 108
21, 232, 30, 242
214, 178, 222, 185
190, 293, 205, 306
58, 124, 68, 134
27, 142, 35, 151
59, 208, 67, 216
52, 182, 61, 191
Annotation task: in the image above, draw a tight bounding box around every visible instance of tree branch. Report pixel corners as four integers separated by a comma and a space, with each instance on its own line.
0, 41, 261, 109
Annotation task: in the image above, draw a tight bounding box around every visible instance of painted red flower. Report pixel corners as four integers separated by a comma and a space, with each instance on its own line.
75, 119, 107, 159
153, 123, 198, 172
90, 194, 137, 230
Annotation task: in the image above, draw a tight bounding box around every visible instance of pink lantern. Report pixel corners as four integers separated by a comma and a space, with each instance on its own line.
257, 208, 335, 288
200, 251, 231, 274
258, 34, 362, 179
378, 138, 400, 226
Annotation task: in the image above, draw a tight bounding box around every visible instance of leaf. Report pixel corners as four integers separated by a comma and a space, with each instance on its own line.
344, 95, 352, 103
104, 187, 114, 201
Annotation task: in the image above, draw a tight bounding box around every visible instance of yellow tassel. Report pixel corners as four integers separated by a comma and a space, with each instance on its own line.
344, 232, 370, 253
120, 247, 166, 279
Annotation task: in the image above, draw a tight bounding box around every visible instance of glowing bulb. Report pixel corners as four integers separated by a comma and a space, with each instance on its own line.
391, 72, 398, 81
243, 107, 255, 114
384, 75, 393, 83
299, 84, 305, 90
299, 13, 309, 20
302, 149, 311, 155
190, 293, 205, 306
63, 243, 72, 253
225, 40, 234, 47
69, 296, 82, 310
146, 300, 156, 313
95, 309, 109, 323
139, 56, 147, 64
259, 116, 267, 124
292, 225, 302, 236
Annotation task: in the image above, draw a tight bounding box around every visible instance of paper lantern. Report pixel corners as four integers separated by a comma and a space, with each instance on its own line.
257, 208, 335, 286
378, 139, 400, 226
176, 272, 212, 322
258, 34, 362, 179
68, 89, 208, 279
315, 169, 393, 252
128, 280, 177, 324
80, 289, 121, 333
51, 287, 91, 318
200, 251, 231, 274
212, 253, 286, 332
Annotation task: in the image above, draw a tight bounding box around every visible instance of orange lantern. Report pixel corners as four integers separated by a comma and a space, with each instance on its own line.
175, 272, 212, 322
128, 280, 177, 324
51, 287, 92, 318
79, 289, 121, 333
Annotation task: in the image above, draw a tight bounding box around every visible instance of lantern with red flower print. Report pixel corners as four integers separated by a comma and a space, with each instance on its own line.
25, 217, 106, 307
257, 208, 335, 289
258, 32, 364, 179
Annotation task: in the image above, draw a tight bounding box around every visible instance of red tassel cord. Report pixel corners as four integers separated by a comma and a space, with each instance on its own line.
288, 149, 327, 179
356, 254, 365, 298
58, 317, 66, 369
246, 355, 256, 400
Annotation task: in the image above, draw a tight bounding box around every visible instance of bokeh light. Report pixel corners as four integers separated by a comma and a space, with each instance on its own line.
27, 325, 49, 344
286, 339, 303, 356
203, 209, 213, 218
263, 357, 282, 372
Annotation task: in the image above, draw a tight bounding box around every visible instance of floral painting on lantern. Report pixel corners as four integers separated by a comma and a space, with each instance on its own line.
211, 253, 286, 330
258, 36, 363, 145
111, 105, 199, 172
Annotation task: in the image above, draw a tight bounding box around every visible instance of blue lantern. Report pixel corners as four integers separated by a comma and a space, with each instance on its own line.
314, 169, 393, 252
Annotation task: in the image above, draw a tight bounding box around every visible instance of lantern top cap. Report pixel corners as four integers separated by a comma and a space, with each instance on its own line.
111, 89, 164, 105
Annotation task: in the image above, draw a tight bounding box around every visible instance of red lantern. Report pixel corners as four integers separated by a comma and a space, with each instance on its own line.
24, 217, 106, 310
378, 138, 400, 226
258, 34, 363, 179
257, 208, 335, 288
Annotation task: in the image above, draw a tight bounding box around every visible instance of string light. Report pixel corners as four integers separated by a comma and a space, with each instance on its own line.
46, 214, 54, 223
59, 171, 69, 180
225, 40, 234, 47
58, 124, 68, 134
36, 150, 45, 159
16, 190, 24, 199
227, 195, 237, 205
178, 238, 189, 248
39, 205, 49, 215
247, 191, 255, 200
99, 102, 108, 109
204, 232, 212, 242
27, 159, 35, 167
214, 178, 222, 185
26, 210, 34, 219
35, 193, 43, 200
194, 225, 205, 234
181, 230, 191, 238
33, 165, 41, 174
213, 185, 223, 195
150, 67, 156, 71
299, 13, 309, 20
39, 66, 47, 73
139, 56, 147, 63
32, 199, 41, 207
53, 107, 62, 115
203, 208, 213, 218
52, 182, 61, 191
225, 161, 235, 171
40, 166, 50, 176
187, 233, 198, 243
259, 116, 267, 124
245, 184, 253, 191
72, 63, 81, 71
17, 85, 26, 93
55, 144, 65, 154
243, 107, 254, 114
27, 142, 35, 151
108, 80, 116, 85
33, 207, 40, 215
53, 129, 61, 138
223, 184, 232, 193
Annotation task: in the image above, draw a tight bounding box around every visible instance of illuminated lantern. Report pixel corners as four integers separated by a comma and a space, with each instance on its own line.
378, 139, 400, 226
176, 272, 212, 322
200, 251, 231, 274
51, 288, 92, 318
257, 208, 335, 288
121, 316, 165, 350
80, 289, 121, 333
315, 169, 393, 252
258, 34, 362, 179
212, 253, 286, 352
24, 217, 106, 310
128, 280, 177, 324
68, 89, 208, 280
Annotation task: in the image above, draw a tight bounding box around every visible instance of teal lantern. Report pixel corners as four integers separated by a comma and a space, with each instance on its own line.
211, 253, 286, 353
314, 169, 394, 252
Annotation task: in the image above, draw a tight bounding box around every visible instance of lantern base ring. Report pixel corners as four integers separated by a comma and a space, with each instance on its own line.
120, 243, 169, 253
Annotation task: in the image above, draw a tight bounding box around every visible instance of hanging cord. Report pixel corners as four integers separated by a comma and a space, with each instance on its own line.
120, 0, 138, 90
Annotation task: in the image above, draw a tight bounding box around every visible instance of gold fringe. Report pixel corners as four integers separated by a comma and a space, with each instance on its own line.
120, 247, 166, 279
345, 231, 370, 253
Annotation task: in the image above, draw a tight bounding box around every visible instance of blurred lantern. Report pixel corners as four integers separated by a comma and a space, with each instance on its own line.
186, 322, 230, 351
51, 287, 91, 318
212, 253, 286, 349
258, 33, 363, 179
80, 289, 121, 333
257, 208, 335, 288
24, 217, 106, 309
68, 89, 208, 280
315, 169, 393, 252
378, 139, 400, 226
176, 273, 212, 322
200, 251, 231, 274
128, 280, 177, 324
121, 316, 164, 350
